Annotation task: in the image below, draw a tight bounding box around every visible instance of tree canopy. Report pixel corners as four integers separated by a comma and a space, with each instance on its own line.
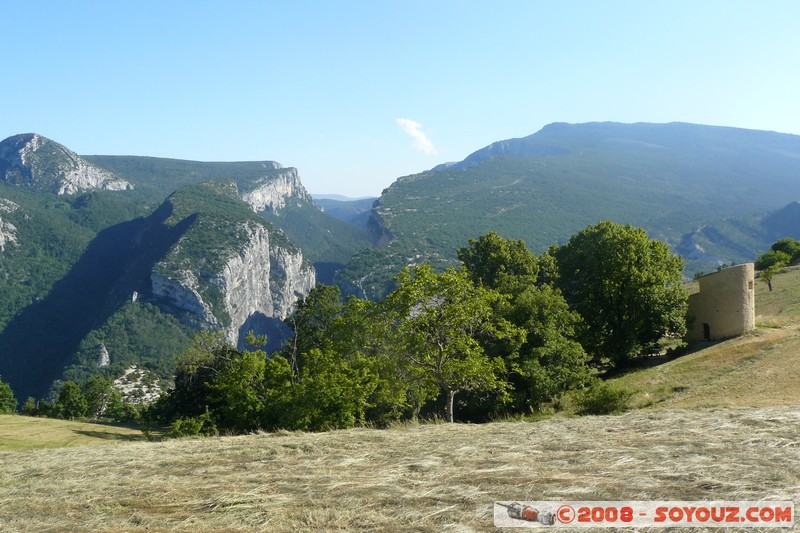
140, 223, 691, 433
458, 233, 593, 412
553, 221, 688, 366
382, 265, 523, 422
756, 238, 800, 270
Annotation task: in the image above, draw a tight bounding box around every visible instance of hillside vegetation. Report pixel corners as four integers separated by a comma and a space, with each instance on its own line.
87, 155, 372, 277
1, 266, 799, 530
339, 122, 800, 298
1, 137, 368, 400
608, 265, 800, 410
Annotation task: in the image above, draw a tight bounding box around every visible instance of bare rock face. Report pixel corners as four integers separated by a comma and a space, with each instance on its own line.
0, 133, 132, 195
151, 221, 315, 346
97, 343, 111, 367
0, 199, 19, 252
240, 166, 312, 213
151, 269, 218, 328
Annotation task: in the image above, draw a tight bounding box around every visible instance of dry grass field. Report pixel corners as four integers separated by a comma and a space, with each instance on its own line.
1, 406, 799, 532
1, 267, 799, 531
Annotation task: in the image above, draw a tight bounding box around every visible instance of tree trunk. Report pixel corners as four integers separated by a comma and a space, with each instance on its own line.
444, 389, 456, 423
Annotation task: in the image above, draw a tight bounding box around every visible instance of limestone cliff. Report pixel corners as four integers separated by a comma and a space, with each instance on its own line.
0, 198, 20, 252
0, 133, 132, 195
0, 216, 17, 252
151, 220, 315, 346
239, 166, 312, 213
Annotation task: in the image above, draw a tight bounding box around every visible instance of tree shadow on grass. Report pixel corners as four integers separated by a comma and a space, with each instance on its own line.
601, 339, 726, 380
71, 428, 145, 442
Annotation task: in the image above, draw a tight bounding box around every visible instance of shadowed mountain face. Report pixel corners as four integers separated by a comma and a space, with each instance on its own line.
0, 204, 189, 400
0, 136, 340, 401
338, 122, 800, 299
4, 123, 800, 397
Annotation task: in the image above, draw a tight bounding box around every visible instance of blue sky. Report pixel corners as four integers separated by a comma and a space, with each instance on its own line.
3, 1, 799, 197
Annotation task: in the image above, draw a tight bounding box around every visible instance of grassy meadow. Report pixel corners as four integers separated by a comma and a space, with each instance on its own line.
608, 266, 800, 410
0, 415, 145, 452
1, 267, 800, 531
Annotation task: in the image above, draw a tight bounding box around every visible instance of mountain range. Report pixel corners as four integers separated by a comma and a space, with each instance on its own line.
337, 122, 800, 298
0, 134, 363, 400
3, 122, 800, 400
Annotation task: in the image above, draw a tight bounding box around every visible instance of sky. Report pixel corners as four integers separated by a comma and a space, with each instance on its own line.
3, 1, 800, 197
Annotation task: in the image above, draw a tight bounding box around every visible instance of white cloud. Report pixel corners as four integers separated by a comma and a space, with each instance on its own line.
396, 118, 438, 155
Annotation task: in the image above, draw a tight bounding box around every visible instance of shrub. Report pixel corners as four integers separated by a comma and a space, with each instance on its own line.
574, 381, 633, 415
169, 409, 219, 438
0, 376, 17, 414
21, 397, 38, 416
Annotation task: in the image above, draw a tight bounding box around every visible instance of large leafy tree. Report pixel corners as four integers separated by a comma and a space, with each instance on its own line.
457, 232, 539, 293
81, 374, 124, 420
284, 289, 410, 425
279, 347, 378, 431
156, 329, 382, 433
326, 296, 414, 424
458, 233, 593, 412
154, 332, 269, 432
553, 221, 688, 366
506, 284, 594, 409
383, 265, 523, 422
755, 238, 800, 271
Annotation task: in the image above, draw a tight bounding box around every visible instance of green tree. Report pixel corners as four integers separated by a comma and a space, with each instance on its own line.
21, 397, 38, 416
284, 284, 343, 377
507, 284, 594, 409
383, 265, 522, 422
0, 376, 17, 414
761, 264, 780, 291
160, 332, 268, 433
755, 249, 791, 271
280, 348, 378, 431
553, 221, 688, 366
457, 231, 539, 292
156, 329, 383, 433
458, 233, 592, 412
327, 296, 413, 424
57, 381, 89, 419
82, 375, 118, 419
769, 238, 800, 263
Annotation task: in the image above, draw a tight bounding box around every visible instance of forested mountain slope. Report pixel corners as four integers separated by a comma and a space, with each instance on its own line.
0, 134, 347, 400
339, 122, 800, 298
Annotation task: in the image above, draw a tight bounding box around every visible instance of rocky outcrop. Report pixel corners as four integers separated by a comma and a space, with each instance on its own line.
0, 133, 132, 195
268, 245, 316, 318
0, 217, 17, 252
240, 166, 313, 213
151, 268, 218, 327
151, 221, 315, 345
97, 343, 111, 367
113, 365, 163, 404
0, 198, 20, 252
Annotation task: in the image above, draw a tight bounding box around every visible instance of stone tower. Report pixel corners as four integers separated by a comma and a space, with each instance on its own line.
686, 263, 755, 342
